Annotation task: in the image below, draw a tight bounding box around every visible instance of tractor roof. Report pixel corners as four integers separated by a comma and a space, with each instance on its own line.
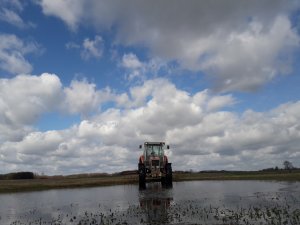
144, 142, 165, 145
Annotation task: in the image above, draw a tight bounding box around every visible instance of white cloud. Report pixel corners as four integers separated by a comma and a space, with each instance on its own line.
0, 34, 39, 74
206, 95, 236, 112
120, 53, 170, 81
66, 36, 104, 60
81, 35, 103, 60
17, 130, 64, 155
0, 0, 24, 11
0, 73, 62, 142
62, 79, 113, 115
0, 74, 114, 141
122, 53, 143, 69
121, 53, 145, 81
197, 16, 299, 92
37, 0, 300, 92
0, 8, 25, 28
0, 1, 34, 28
65, 42, 80, 49
38, 0, 83, 31
1, 76, 300, 174
0, 73, 62, 125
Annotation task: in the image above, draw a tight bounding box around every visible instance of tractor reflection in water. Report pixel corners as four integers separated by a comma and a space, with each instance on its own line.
138, 142, 172, 189
139, 183, 173, 224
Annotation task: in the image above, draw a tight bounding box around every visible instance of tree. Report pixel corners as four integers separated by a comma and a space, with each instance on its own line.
283, 161, 293, 171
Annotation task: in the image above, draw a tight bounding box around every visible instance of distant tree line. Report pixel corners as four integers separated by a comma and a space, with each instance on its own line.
283, 161, 294, 171
261, 161, 298, 172
0, 172, 34, 180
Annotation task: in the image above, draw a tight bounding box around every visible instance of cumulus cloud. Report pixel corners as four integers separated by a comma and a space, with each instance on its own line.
62, 79, 113, 115
120, 53, 171, 82
38, 0, 84, 31
121, 53, 145, 81
65, 36, 104, 60
37, 0, 300, 92
198, 16, 299, 92
0, 34, 40, 74
1, 76, 299, 174
0, 73, 62, 142
0, 74, 114, 142
81, 35, 104, 60
122, 53, 143, 69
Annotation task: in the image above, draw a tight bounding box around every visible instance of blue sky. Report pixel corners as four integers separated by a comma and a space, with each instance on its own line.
0, 0, 300, 174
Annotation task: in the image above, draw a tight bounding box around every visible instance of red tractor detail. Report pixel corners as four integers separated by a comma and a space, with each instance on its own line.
138, 142, 172, 188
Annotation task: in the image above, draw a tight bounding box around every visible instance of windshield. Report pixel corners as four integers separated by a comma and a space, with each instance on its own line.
145, 145, 163, 157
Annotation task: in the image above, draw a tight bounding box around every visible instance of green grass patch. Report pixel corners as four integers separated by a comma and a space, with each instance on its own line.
173, 171, 300, 182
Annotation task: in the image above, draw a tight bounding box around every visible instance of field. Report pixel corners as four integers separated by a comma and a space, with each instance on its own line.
0, 170, 299, 193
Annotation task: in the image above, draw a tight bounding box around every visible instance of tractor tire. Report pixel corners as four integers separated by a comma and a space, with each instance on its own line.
138, 163, 146, 189
165, 163, 173, 187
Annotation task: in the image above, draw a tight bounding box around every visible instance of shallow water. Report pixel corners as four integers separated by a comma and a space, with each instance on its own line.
0, 181, 299, 224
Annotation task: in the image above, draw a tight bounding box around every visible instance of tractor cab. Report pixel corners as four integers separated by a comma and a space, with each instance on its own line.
142, 142, 166, 166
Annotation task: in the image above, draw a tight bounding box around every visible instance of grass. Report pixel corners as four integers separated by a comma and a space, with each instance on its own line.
173, 170, 300, 182
0, 175, 138, 193
0, 171, 299, 194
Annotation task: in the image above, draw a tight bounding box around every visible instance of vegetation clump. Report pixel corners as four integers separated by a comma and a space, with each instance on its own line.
0, 172, 34, 180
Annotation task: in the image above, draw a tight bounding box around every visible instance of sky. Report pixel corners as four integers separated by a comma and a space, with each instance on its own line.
1, 0, 300, 175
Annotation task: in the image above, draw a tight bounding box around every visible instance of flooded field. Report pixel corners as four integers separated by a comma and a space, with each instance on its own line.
0, 180, 299, 225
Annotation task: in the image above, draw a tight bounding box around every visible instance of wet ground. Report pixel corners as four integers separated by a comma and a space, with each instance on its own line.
0, 181, 299, 225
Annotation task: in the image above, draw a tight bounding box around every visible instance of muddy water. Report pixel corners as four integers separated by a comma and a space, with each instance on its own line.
0, 181, 299, 224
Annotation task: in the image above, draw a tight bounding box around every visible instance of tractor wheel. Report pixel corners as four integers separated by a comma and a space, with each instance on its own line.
165, 163, 173, 187
138, 163, 146, 189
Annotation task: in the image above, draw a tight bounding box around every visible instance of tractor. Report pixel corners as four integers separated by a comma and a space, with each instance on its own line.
138, 142, 172, 188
